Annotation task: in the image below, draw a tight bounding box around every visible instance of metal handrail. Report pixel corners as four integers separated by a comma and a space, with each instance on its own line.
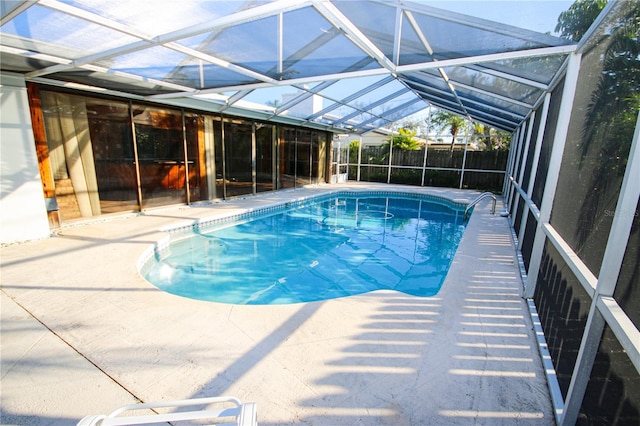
464, 192, 496, 220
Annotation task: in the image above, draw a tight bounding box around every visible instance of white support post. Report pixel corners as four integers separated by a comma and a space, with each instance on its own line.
420, 142, 428, 186
520, 113, 536, 185
518, 93, 551, 250
507, 121, 527, 211
357, 137, 362, 182
421, 106, 431, 186
524, 52, 582, 300
459, 121, 471, 189
387, 137, 393, 184
393, 5, 403, 66
519, 53, 582, 426
220, 116, 227, 198
511, 112, 535, 225
277, 12, 283, 76
502, 128, 519, 197
251, 121, 257, 194
504, 128, 518, 207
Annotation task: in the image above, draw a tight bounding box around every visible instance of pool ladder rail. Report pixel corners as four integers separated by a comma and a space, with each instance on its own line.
464, 192, 496, 220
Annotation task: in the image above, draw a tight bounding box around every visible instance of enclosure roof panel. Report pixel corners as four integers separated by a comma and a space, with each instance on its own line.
0, 0, 576, 133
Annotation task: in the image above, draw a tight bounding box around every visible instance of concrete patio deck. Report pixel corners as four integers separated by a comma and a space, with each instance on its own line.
1, 182, 554, 425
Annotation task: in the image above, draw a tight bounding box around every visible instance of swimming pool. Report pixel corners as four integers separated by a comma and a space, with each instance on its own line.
142, 192, 468, 304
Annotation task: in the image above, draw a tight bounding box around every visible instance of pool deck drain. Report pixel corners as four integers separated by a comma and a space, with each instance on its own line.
1, 182, 554, 425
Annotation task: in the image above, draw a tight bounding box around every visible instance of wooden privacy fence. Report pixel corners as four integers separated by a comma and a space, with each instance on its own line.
332, 144, 508, 193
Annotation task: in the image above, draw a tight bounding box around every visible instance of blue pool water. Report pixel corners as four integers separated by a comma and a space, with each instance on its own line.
144, 193, 467, 304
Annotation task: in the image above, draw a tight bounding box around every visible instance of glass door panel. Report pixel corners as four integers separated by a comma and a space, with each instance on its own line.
213, 117, 224, 198
256, 123, 274, 193
224, 119, 253, 197
279, 127, 296, 189
296, 129, 312, 186
311, 131, 322, 183
133, 105, 186, 209
41, 91, 136, 221
86, 98, 138, 214
185, 113, 205, 202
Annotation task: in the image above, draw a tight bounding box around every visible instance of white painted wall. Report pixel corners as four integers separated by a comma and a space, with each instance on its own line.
0, 72, 51, 243
337, 130, 390, 147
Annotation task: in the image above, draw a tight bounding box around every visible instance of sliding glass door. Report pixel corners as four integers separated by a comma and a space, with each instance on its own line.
36, 87, 330, 222
256, 123, 274, 193
223, 119, 253, 197
41, 92, 138, 220
185, 113, 206, 203
86, 98, 139, 214
132, 105, 186, 209
279, 127, 296, 189
297, 129, 312, 186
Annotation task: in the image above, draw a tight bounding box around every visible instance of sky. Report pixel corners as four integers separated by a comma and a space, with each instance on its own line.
244, 0, 576, 109
417, 1, 574, 35
393, 1, 575, 125
2, 0, 577, 127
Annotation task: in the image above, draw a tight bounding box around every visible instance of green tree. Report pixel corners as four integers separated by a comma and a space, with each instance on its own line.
471, 122, 487, 149
555, 0, 607, 41
349, 140, 360, 163
382, 128, 421, 151
569, 1, 639, 250
472, 123, 511, 151
431, 111, 467, 151
394, 118, 429, 138
580, 2, 639, 156
492, 130, 511, 151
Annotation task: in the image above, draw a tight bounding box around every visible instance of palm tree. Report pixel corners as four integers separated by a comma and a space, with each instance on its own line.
431, 110, 467, 151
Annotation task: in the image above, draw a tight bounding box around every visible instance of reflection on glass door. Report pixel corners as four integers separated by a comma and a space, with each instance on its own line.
133, 105, 186, 209
224, 119, 253, 197
280, 127, 296, 189
213, 117, 224, 198
256, 123, 274, 193
297, 129, 311, 186
37, 88, 331, 220
185, 113, 205, 202
316, 131, 327, 183
86, 98, 139, 214
41, 91, 139, 221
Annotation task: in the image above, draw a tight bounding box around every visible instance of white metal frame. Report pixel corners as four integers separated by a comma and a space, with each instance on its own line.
517, 93, 551, 250
560, 110, 640, 425
1, 0, 577, 135
502, 3, 640, 424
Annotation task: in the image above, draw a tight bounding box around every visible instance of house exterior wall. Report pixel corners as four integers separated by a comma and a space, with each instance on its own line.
0, 72, 50, 244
